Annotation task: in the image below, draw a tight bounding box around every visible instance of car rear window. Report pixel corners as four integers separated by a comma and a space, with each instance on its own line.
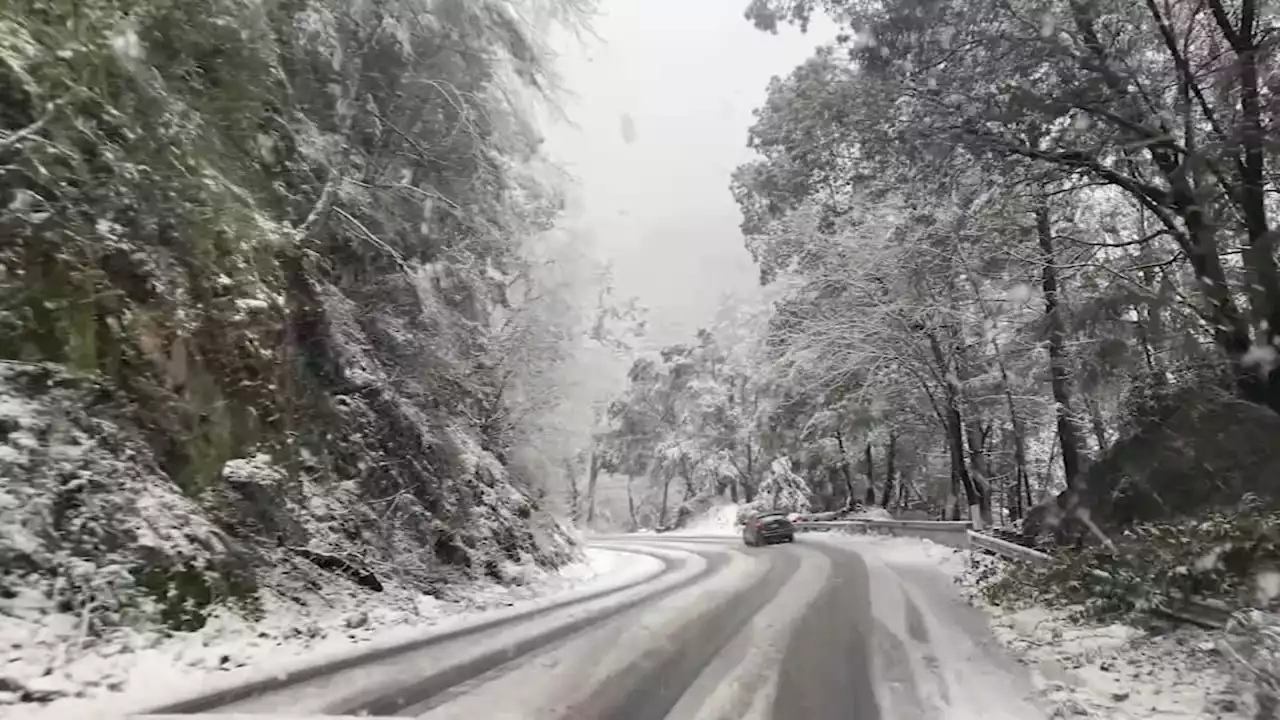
757, 513, 788, 521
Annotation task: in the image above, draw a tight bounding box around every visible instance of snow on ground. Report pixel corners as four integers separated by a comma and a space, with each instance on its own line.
827, 531, 965, 574
0, 547, 650, 719
848, 506, 894, 521
809, 532, 1042, 720
668, 503, 741, 536
812, 531, 1252, 719
957, 553, 1250, 720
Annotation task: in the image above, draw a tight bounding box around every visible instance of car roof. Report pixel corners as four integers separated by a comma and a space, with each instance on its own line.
755, 511, 789, 518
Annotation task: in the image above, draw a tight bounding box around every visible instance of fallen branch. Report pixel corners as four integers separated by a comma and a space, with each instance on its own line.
333, 206, 411, 275
0, 100, 61, 153
296, 176, 338, 241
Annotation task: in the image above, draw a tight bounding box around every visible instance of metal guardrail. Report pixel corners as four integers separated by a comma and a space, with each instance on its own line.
967, 529, 1053, 563
793, 518, 972, 549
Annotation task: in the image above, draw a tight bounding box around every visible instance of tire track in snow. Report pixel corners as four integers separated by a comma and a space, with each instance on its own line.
409, 539, 771, 719
802, 534, 1046, 720
333, 543, 727, 716
665, 541, 833, 720
563, 544, 801, 720
144, 534, 1046, 720
771, 541, 882, 720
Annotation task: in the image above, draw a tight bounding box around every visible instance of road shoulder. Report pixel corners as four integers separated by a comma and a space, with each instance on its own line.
963, 551, 1251, 720
1, 547, 660, 719
803, 534, 1046, 719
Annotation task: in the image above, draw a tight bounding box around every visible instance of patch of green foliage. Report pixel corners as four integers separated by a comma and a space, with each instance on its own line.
979, 506, 1280, 622
132, 563, 260, 632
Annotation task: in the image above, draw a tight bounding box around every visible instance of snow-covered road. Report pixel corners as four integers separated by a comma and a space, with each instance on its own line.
132, 534, 1042, 720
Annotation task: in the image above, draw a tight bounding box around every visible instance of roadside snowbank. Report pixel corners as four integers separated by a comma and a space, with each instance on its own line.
667, 503, 741, 536
837, 532, 964, 573
1, 547, 646, 719
959, 552, 1250, 720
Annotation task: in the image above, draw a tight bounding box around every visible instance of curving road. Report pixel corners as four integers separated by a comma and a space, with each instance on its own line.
139, 535, 1044, 720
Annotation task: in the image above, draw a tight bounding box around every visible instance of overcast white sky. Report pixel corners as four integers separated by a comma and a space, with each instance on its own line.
543, 0, 832, 349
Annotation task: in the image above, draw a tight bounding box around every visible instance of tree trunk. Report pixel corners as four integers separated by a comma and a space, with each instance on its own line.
964, 419, 994, 526
964, 266, 1029, 521
949, 404, 983, 526
835, 431, 856, 508
1084, 395, 1109, 454
1040, 436, 1060, 495
743, 444, 756, 503
1224, 0, 1280, 398
1135, 205, 1170, 386
881, 430, 896, 510
965, 421, 987, 482
1036, 203, 1089, 487
926, 332, 986, 524
564, 459, 580, 523
1013, 422, 1031, 519
999, 427, 1027, 520
585, 451, 601, 525
626, 473, 637, 531
991, 337, 1031, 520
863, 442, 876, 506
658, 475, 672, 528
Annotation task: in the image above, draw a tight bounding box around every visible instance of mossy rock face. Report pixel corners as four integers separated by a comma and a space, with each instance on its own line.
1, 0, 581, 647
1087, 385, 1280, 527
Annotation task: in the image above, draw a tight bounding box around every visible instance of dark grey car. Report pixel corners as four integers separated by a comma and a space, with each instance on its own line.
742, 511, 796, 546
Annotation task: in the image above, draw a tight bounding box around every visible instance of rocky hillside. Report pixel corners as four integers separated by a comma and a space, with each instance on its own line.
0, 0, 580, 634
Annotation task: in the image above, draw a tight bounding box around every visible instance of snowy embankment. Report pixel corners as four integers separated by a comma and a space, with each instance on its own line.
0, 548, 654, 719
962, 551, 1248, 720
833, 533, 1250, 720
667, 503, 742, 536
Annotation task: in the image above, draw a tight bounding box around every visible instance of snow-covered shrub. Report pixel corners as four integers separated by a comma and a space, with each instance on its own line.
0, 362, 249, 632
977, 506, 1280, 622
737, 457, 811, 522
